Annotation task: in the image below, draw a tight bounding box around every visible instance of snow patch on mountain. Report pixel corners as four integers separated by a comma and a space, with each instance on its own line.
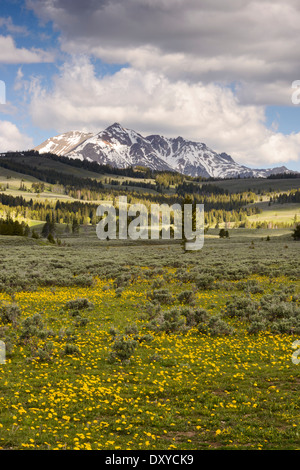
35, 130, 93, 156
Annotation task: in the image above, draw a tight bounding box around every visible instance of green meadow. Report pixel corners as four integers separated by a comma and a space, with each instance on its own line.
0, 230, 299, 450
247, 202, 300, 226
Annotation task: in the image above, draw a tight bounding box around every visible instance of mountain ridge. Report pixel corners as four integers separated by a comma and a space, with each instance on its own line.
34, 122, 294, 179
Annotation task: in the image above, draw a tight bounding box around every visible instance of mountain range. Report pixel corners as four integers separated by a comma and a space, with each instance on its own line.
34, 123, 293, 179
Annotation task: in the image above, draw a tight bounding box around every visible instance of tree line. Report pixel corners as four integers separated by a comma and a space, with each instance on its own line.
0, 192, 263, 230
0, 217, 29, 236
275, 189, 300, 204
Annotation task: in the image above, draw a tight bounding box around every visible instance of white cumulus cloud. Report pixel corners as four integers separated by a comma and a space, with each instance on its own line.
27, 56, 300, 168
0, 35, 55, 64
0, 120, 33, 152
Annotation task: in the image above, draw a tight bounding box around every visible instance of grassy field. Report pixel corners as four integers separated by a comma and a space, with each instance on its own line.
0, 163, 160, 202
0, 230, 299, 450
0, 157, 157, 188
208, 177, 300, 194
247, 202, 300, 226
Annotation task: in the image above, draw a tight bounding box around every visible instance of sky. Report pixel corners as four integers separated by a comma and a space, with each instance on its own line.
1, 0, 300, 171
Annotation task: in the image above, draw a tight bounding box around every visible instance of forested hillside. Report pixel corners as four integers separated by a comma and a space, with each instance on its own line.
0, 150, 299, 233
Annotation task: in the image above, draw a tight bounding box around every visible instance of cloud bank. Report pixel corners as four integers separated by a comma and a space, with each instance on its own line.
22, 0, 300, 167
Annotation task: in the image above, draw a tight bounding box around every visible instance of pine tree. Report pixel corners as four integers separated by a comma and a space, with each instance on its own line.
72, 218, 80, 234
292, 224, 300, 240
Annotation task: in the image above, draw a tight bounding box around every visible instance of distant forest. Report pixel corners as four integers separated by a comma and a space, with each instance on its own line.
275, 189, 300, 203
0, 150, 298, 230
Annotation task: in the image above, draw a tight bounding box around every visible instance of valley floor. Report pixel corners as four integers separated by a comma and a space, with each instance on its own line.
0, 230, 299, 450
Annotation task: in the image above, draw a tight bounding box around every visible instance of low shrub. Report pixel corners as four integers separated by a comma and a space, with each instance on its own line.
177, 290, 195, 305
224, 289, 300, 335
30, 341, 54, 362
108, 335, 138, 363
124, 323, 139, 336
114, 273, 131, 288
200, 316, 235, 336
65, 298, 94, 310
19, 314, 54, 342
74, 316, 89, 327
158, 308, 185, 333
143, 302, 161, 320
64, 343, 80, 356
0, 302, 21, 326
181, 307, 210, 327
151, 278, 164, 289
115, 287, 123, 297
147, 305, 234, 336
147, 288, 174, 305
194, 274, 215, 290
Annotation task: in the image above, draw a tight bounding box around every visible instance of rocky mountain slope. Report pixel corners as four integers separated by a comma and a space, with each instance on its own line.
35, 123, 292, 178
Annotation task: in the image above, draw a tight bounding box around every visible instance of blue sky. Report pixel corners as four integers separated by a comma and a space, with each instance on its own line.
0, 0, 59, 145
1, 0, 300, 172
